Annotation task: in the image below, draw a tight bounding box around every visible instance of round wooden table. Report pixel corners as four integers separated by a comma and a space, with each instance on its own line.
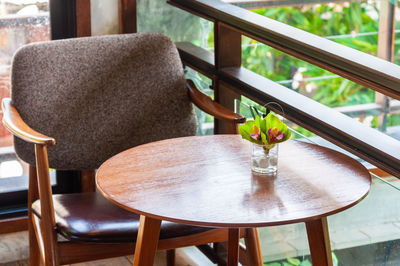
96, 135, 371, 266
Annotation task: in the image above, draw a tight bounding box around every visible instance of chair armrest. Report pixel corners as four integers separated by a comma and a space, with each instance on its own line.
2, 98, 56, 145
187, 80, 246, 124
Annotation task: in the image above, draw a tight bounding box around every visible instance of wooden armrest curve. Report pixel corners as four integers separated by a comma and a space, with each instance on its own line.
187, 80, 246, 124
2, 98, 56, 145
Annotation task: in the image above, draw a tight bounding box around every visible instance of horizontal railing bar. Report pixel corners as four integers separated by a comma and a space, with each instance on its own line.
176, 42, 216, 78
177, 42, 400, 117
334, 100, 400, 115
176, 41, 400, 177
220, 66, 400, 177
224, 0, 349, 9
169, 0, 400, 100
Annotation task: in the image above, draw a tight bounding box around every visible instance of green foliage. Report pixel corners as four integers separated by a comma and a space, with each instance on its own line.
137, 0, 208, 44
263, 251, 338, 266
240, 1, 400, 135
243, 2, 379, 110
387, 113, 400, 127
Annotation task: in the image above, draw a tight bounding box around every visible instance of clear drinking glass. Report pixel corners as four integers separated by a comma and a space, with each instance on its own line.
251, 143, 279, 175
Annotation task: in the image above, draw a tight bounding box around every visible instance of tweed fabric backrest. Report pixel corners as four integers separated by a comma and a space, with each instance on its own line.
11, 33, 197, 170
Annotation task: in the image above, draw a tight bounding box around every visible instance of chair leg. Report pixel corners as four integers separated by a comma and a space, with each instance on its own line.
28, 165, 41, 266
243, 228, 263, 266
29, 217, 41, 266
166, 249, 175, 266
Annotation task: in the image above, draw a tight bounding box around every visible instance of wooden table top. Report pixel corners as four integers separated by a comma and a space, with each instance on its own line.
96, 135, 371, 228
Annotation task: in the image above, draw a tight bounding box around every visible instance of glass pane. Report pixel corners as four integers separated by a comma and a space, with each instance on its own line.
90, 0, 118, 35
259, 174, 400, 265
185, 66, 214, 135
0, 0, 49, 198
233, 0, 400, 135
241, 34, 400, 143
236, 0, 380, 50
137, 0, 213, 49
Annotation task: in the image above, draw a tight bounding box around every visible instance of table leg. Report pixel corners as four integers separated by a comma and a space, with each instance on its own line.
133, 215, 162, 266
244, 228, 263, 266
305, 217, 333, 266
228, 228, 240, 266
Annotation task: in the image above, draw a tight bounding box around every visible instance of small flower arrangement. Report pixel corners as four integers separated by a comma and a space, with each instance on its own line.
239, 108, 291, 152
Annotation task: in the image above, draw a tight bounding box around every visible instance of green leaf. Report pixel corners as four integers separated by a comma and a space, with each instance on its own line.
255, 115, 262, 129
300, 260, 312, 266
250, 107, 257, 120
332, 251, 338, 266
265, 113, 281, 130
264, 113, 292, 144
238, 120, 262, 145
264, 263, 281, 266
261, 131, 267, 145
287, 257, 301, 265
260, 114, 267, 133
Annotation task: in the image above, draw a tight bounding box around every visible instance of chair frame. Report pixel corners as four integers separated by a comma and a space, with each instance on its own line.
2, 80, 263, 266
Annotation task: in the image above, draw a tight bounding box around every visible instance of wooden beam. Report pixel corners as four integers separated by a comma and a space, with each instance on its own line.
119, 0, 137, 34
0, 216, 27, 234
81, 170, 96, 192
376, 0, 395, 130
214, 22, 242, 134
76, 0, 91, 37
176, 42, 216, 78
225, 0, 349, 9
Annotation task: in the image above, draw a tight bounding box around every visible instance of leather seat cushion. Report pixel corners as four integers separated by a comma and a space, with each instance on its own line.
32, 192, 212, 243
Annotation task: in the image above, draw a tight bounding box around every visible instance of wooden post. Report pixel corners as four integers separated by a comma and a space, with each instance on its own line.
227, 228, 240, 266
119, 0, 137, 34
35, 144, 59, 265
376, 0, 395, 131
28, 165, 41, 266
81, 170, 96, 192
244, 228, 263, 266
76, 0, 91, 37
214, 22, 242, 134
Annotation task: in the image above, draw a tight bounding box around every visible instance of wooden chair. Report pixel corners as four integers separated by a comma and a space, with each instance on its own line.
2, 33, 263, 266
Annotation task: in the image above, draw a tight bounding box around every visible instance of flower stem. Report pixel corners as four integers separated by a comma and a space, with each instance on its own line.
263, 145, 272, 156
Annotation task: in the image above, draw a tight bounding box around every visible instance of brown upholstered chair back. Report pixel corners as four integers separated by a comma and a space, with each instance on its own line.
11, 33, 197, 170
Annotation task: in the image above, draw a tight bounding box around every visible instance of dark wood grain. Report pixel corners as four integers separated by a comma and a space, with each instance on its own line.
214, 22, 242, 134
57, 229, 230, 265
176, 42, 216, 78
243, 228, 263, 265
97, 135, 371, 228
0, 216, 27, 234
81, 169, 96, 192
305, 217, 333, 266
76, 0, 91, 37
119, 0, 137, 34
228, 228, 239, 266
